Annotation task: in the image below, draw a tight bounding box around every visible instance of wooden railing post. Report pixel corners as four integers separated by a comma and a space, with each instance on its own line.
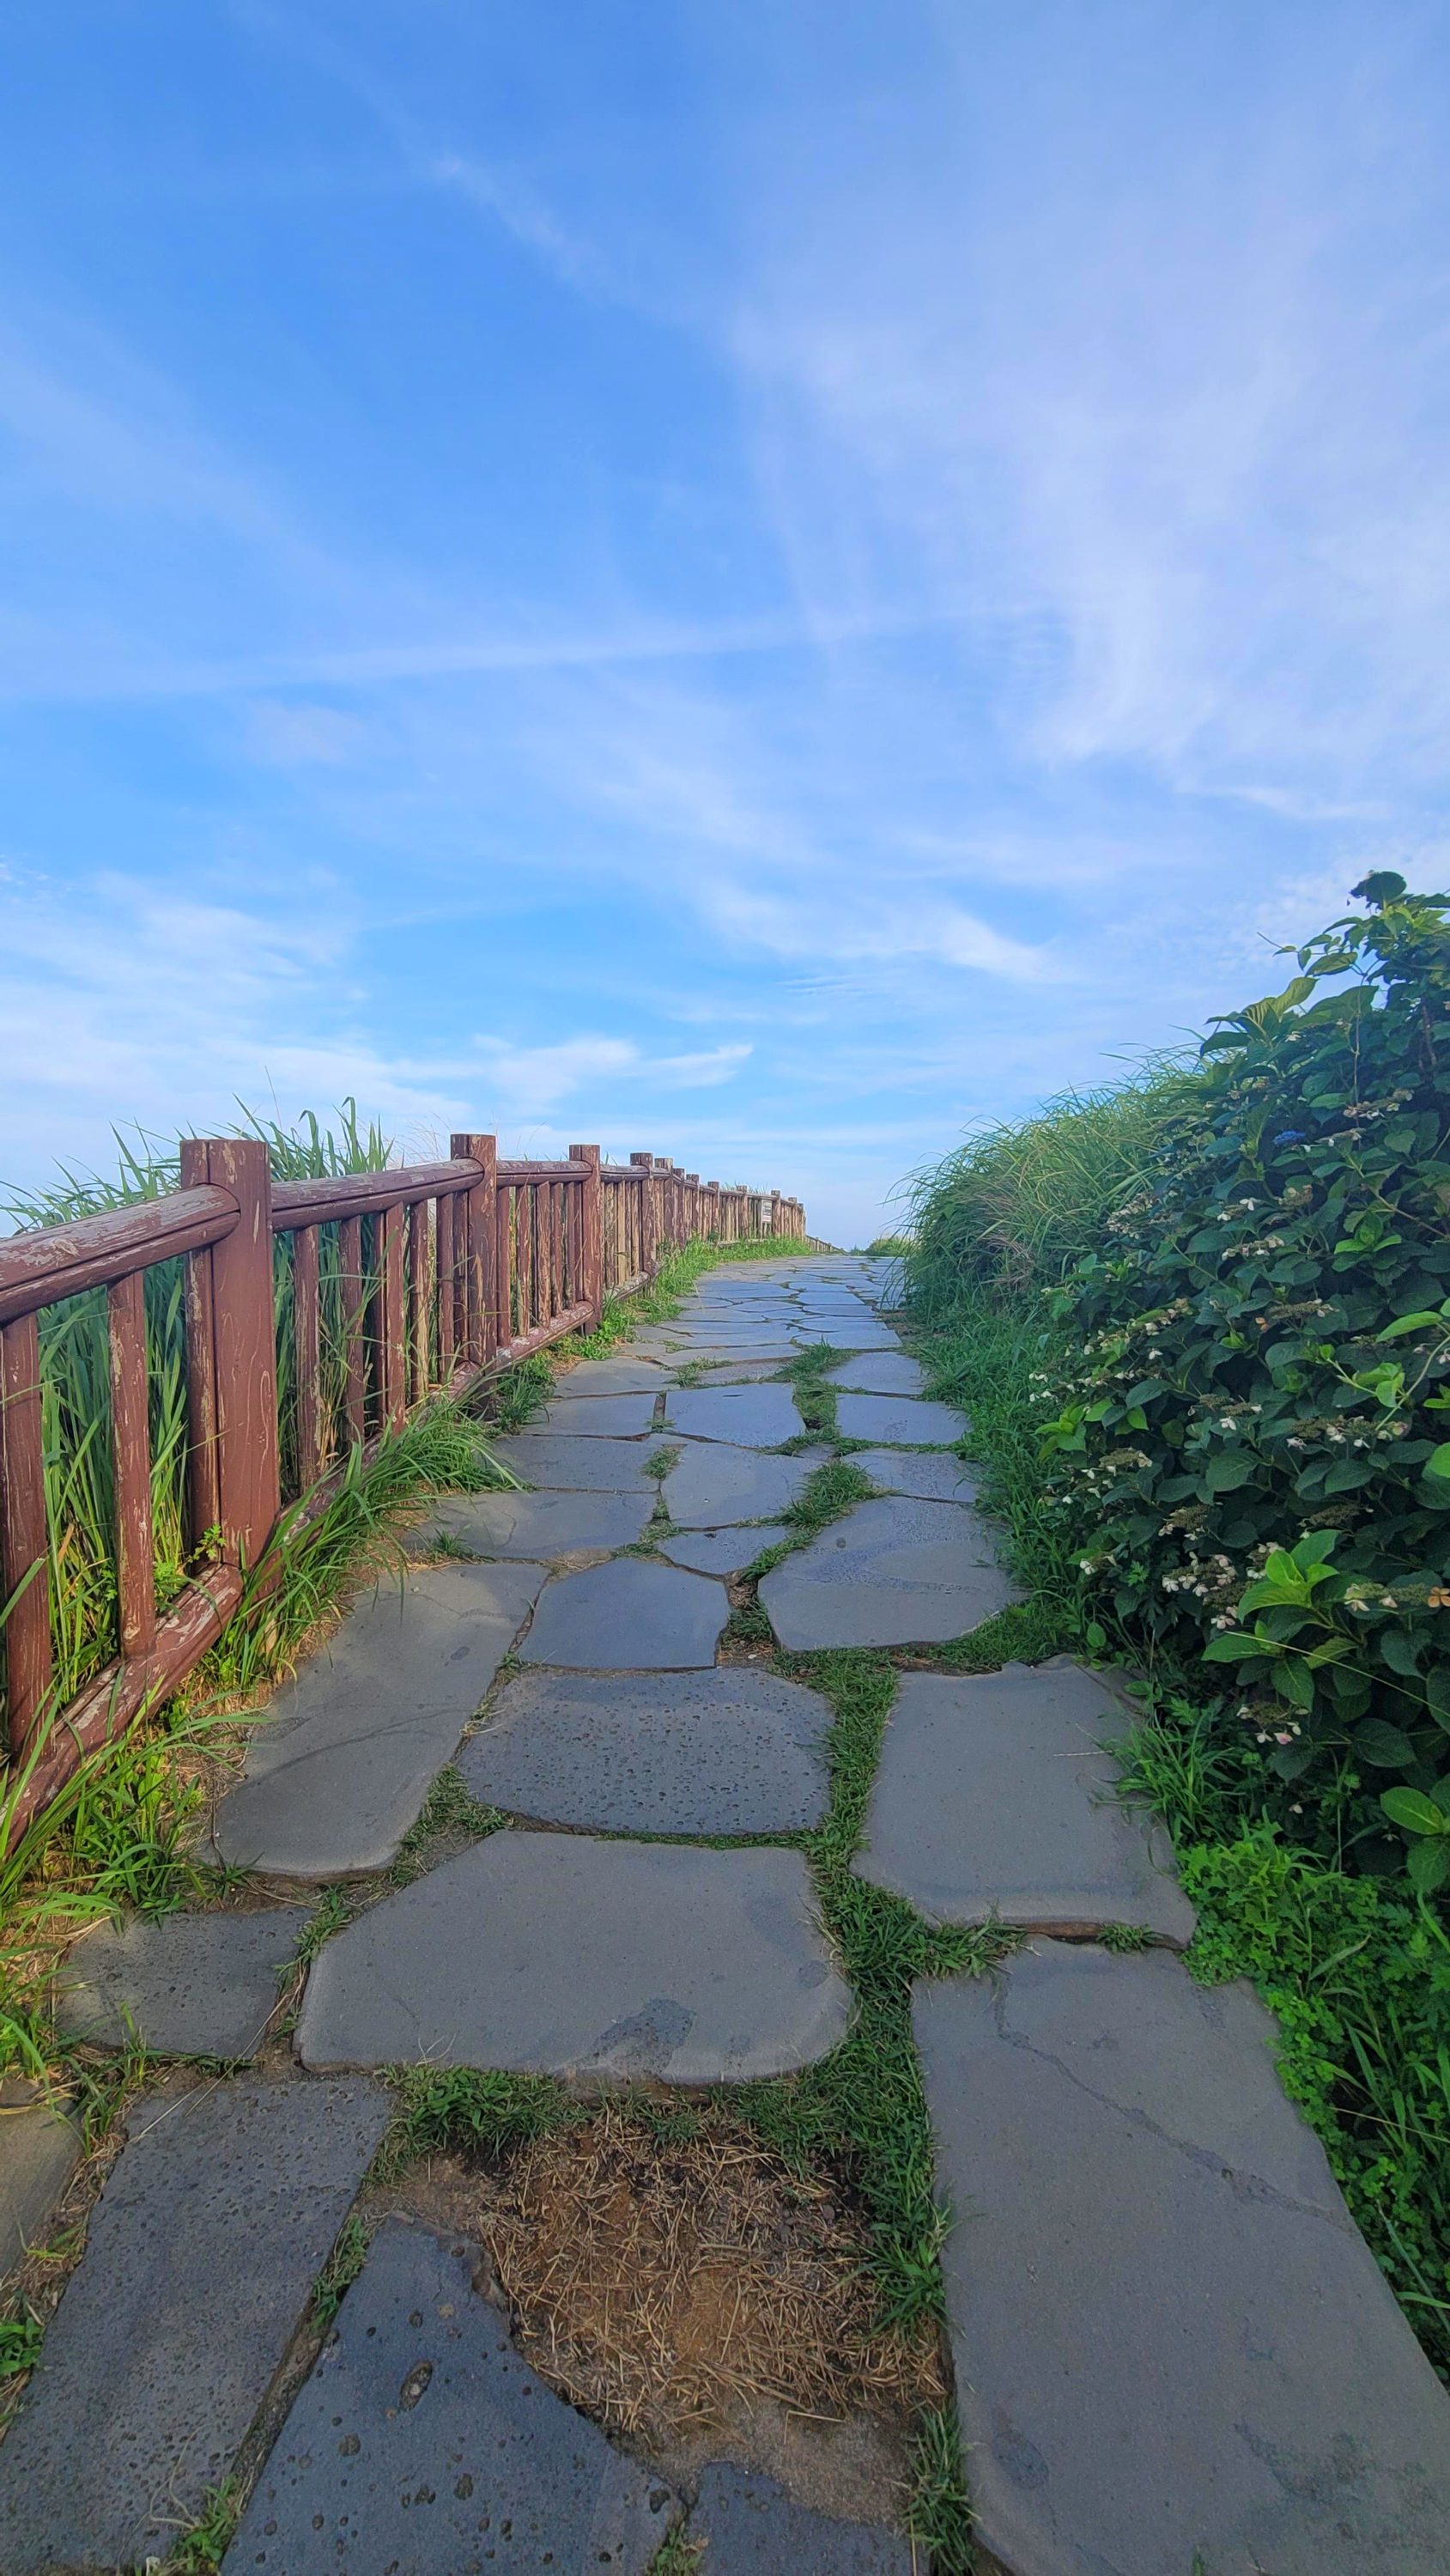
451, 1134, 497, 1364
0, 1310, 52, 1759
631, 1154, 658, 1275
183, 1139, 279, 1569
570, 1145, 604, 1327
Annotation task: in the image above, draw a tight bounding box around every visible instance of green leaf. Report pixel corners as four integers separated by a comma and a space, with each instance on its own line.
1354, 1719, 1417, 1768
1291, 1529, 1339, 1568
1407, 1838, 1450, 1894
1379, 1628, 1423, 1679
1204, 1452, 1256, 1496
1376, 1310, 1443, 1341
1425, 1671, 1450, 1735
1380, 1786, 1450, 1837
1201, 1632, 1253, 1662
1275, 1656, 1316, 1711
1425, 1443, 1450, 1482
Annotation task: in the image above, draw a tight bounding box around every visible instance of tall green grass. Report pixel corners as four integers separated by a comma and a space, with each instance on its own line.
1, 1106, 394, 1722
905, 1059, 1202, 1310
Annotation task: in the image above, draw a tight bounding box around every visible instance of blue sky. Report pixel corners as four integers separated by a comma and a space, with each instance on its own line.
3, 3, 1447, 1243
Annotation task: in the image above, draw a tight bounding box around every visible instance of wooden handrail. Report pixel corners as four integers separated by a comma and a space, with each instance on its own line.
0, 1186, 239, 1326
0, 1124, 809, 1836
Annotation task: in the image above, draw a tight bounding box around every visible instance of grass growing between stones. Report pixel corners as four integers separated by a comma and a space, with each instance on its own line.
388, 1765, 506, 1886
717, 1644, 1015, 2568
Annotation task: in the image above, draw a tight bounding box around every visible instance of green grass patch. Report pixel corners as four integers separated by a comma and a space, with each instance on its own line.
313, 2211, 372, 2328
376, 2066, 579, 2177
389, 1766, 506, 1886
780, 1343, 849, 1442
720, 1645, 1013, 2554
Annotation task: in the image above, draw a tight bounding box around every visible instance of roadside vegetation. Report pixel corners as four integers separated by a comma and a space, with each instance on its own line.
902, 872, 1450, 2378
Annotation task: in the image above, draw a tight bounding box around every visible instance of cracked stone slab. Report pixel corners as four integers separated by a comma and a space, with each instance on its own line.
851, 1448, 981, 1503
760, 1495, 1016, 1649
53, 1906, 313, 2057
853, 1664, 1194, 1941
553, 1356, 669, 1394
0, 2081, 79, 2275
221, 2220, 680, 2575
659, 1522, 789, 1575
689, 2463, 911, 2573
519, 1556, 725, 1668
458, 1668, 830, 1833
490, 1431, 659, 1489
664, 1382, 803, 1446
689, 1360, 790, 1384
404, 1485, 654, 1561
823, 1352, 927, 1396
298, 1838, 851, 2082
536, 1392, 661, 1437
0, 2075, 391, 2575
834, 1393, 968, 1444
211, 1560, 545, 1878
915, 1945, 1450, 2576
664, 1441, 825, 1527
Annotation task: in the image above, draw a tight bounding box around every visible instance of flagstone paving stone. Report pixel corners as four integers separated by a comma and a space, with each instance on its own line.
664, 1382, 803, 1446
850, 1448, 981, 1503
688, 2463, 910, 2573
298, 1838, 851, 2082
823, 1351, 928, 1395
54, 1905, 314, 2057
554, 1355, 669, 1394
760, 1494, 1015, 1648
913, 1943, 1450, 2576
211, 1561, 545, 1879
0, 2075, 391, 2576
221, 2220, 680, 2576
659, 1522, 790, 1574
490, 1431, 660, 1489
834, 1393, 968, 1443
0, 2082, 79, 2275
519, 1556, 726, 1668
854, 1664, 1194, 1941
664, 1441, 824, 1527
537, 1392, 661, 1437
404, 1486, 654, 1560
458, 1668, 829, 1834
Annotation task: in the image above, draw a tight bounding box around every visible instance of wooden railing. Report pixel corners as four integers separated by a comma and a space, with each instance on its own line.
0, 1136, 805, 1830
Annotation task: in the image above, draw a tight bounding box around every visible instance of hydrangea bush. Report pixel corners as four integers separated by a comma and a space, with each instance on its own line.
1034, 875, 1450, 1886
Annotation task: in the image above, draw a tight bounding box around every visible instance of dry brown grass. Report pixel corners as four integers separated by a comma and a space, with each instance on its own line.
470, 2106, 944, 2455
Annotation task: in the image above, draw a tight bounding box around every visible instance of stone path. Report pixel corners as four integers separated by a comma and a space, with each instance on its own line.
4, 1250, 1448, 2572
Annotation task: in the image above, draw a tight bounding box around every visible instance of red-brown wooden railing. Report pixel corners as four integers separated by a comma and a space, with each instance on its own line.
0, 1136, 805, 1833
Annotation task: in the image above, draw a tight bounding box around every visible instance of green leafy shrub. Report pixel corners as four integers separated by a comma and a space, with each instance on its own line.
1026, 877, 1450, 1877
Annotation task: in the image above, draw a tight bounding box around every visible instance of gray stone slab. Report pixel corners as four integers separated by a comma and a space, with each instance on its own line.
914, 1945, 1450, 2576
834, 1393, 968, 1443
664, 1441, 822, 1528
853, 1664, 1194, 1940
212, 1560, 545, 1878
823, 1352, 926, 1395
0, 2075, 391, 2574
519, 1556, 725, 1668
760, 1495, 1015, 1648
53, 1905, 313, 2057
689, 1359, 789, 1384
664, 1383, 803, 1447
458, 1668, 829, 1833
299, 1838, 851, 2082
553, 1356, 668, 1394
851, 1448, 981, 1502
221, 2220, 678, 2576
406, 1485, 654, 1560
0, 2082, 79, 2275
490, 1432, 658, 1489
659, 1522, 789, 1574
689, 2463, 910, 2573
537, 1392, 660, 1436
